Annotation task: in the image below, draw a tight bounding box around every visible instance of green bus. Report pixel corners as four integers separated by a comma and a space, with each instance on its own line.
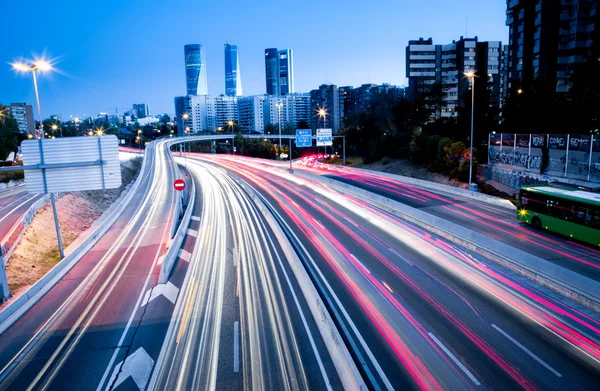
517, 186, 600, 247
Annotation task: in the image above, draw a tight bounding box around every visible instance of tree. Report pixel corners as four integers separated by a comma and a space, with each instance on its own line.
0, 116, 19, 161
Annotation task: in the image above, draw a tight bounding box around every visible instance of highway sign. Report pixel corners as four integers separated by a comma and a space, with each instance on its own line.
316, 129, 333, 146
22, 135, 121, 194
173, 179, 186, 191
296, 129, 312, 147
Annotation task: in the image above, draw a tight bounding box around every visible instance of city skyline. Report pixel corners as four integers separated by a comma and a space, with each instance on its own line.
1, 0, 507, 118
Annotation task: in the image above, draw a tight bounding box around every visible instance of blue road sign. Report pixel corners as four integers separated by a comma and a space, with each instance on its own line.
295, 129, 312, 147
316, 129, 333, 146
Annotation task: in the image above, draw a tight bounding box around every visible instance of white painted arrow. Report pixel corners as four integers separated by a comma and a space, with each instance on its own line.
109, 347, 154, 390
142, 281, 179, 306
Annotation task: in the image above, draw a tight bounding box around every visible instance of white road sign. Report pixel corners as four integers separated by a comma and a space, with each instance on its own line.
316, 129, 333, 146
22, 135, 122, 194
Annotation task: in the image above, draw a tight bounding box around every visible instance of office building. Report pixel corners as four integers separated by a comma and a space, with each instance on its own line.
133, 103, 149, 118
178, 95, 239, 133
406, 36, 503, 120
265, 48, 280, 95
185, 44, 208, 96
1, 103, 35, 134
261, 93, 311, 132
278, 49, 294, 95
310, 84, 340, 134
264, 48, 295, 95
225, 42, 243, 97
238, 95, 266, 133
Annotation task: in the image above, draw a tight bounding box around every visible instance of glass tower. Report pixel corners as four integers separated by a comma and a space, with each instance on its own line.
184, 44, 208, 96
265, 48, 279, 95
278, 49, 294, 95
224, 42, 243, 96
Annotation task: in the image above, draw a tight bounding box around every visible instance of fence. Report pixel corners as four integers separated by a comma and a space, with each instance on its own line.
488, 133, 600, 184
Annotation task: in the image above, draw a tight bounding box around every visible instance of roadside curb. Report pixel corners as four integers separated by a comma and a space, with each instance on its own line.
0, 149, 150, 335
296, 171, 600, 312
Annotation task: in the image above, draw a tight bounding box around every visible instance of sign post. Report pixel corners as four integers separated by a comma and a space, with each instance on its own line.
294, 129, 312, 173
317, 129, 332, 161
21, 135, 121, 260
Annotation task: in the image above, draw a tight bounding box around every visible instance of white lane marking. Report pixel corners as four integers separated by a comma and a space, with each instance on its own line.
142, 281, 180, 306
350, 253, 371, 274
179, 249, 191, 262
428, 332, 481, 386
491, 324, 562, 377
388, 247, 413, 266
187, 228, 198, 237
233, 321, 240, 373
191, 215, 200, 221
110, 347, 154, 390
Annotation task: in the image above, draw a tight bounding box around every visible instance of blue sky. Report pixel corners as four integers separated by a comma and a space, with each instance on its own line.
0, 0, 507, 118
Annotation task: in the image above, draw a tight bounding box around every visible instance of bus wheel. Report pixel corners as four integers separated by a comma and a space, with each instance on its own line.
532, 217, 542, 230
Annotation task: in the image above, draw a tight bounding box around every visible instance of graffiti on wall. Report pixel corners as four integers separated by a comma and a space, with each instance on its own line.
488, 148, 542, 169
489, 133, 599, 183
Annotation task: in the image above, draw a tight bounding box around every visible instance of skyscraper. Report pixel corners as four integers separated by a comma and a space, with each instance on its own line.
224, 42, 243, 97
185, 44, 208, 96
278, 49, 294, 95
265, 48, 279, 95
133, 103, 149, 118
265, 48, 295, 95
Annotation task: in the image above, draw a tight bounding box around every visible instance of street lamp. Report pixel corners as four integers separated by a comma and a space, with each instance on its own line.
465, 70, 477, 192
11, 59, 53, 139
137, 129, 142, 152
11, 57, 65, 259
228, 120, 235, 154
276, 102, 283, 158
318, 107, 328, 158
51, 123, 58, 137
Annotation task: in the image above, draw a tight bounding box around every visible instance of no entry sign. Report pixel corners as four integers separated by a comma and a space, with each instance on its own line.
173, 179, 186, 191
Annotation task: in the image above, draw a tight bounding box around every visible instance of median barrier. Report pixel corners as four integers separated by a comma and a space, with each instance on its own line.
326, 164, 516, 210
158, 170, 195, 284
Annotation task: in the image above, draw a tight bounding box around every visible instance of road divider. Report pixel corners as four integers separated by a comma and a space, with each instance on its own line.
158, 169, 196, 284
295, 171, 600, 312
229, 173, 368, 391
0, 144, 151, 335
326, 164, 516, 210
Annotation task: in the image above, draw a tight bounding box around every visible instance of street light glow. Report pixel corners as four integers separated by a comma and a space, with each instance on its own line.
317, 108, 327, 118
51, 124, 58, 130
464, 71, 475, 78
182, 113, 189, 120
228, 120, 234, 126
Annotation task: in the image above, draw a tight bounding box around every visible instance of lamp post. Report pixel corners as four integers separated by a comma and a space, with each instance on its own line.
465, 71, 477, 192
11, 58, 65, 259
318, 107, 327, 159
276, 102, 283, 159
229, 120, 235, 154
137, 129, 142, 152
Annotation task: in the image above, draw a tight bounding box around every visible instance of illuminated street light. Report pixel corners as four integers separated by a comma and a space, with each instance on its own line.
11, 58, 54, 139
517, 88, 523, 95
317, 107, 328, 157
27, 134, 34, 139
276, 102, 284, 158
228, 121, 235, 154
465, 70, 477, 192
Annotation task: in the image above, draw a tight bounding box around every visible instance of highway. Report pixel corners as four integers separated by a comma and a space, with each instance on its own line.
0, 140, 182, 390
229, 157, 600, 282
194, 154, 600, 390
151, 159, 341, 390
0, 184, 45, 258
0, 143, 599, 390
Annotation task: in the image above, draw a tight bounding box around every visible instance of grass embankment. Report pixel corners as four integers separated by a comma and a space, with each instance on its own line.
4, 158, 141, 296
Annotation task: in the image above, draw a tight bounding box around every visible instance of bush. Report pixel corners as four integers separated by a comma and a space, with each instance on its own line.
381, 156, 392, 166
438, 137, 452, 159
